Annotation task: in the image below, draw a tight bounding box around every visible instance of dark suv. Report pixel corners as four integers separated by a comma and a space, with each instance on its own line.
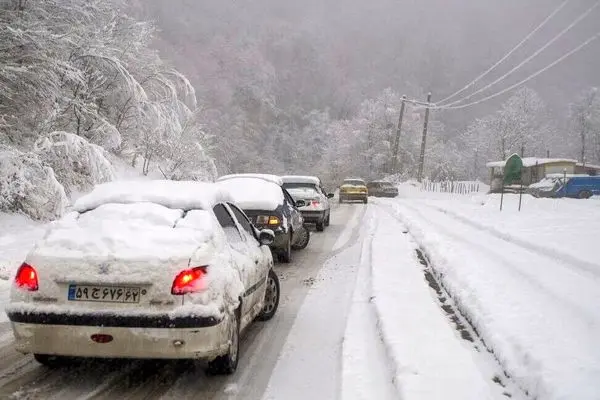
367, 180, 399, 197
216, 174, 309, 263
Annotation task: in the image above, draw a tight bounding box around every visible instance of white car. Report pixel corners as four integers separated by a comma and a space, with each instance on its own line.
281, 175, 334, 231
6, 180, 280, 375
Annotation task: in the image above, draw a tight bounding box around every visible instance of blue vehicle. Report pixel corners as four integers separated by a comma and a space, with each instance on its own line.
554, 176, 600, 199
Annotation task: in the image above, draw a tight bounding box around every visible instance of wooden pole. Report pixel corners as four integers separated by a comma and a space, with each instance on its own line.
417, 92, 432, 182
391, 95, 407, 174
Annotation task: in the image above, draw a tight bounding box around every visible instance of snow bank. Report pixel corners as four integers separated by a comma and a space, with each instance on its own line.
217, 177, 284, 211
379, 195, 600, 400
0, 145, 68, 221
368, 206, 498, 399
0, 213, 47, 322
74, 180, 234, 212
35, 132, 116, 197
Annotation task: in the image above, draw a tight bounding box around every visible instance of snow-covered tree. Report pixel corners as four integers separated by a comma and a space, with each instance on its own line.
568, 88, 600, 164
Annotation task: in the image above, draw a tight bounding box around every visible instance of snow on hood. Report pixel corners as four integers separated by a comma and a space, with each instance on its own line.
31, 203, 217, 263
74, 180, 233, 213
217, 178, 284, 211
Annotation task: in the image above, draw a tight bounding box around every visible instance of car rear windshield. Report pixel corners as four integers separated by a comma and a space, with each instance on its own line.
343, 180, 365, 186
283, 182, 318, 190
287, 187, 318, 200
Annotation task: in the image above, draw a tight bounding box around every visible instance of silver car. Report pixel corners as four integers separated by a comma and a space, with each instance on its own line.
281, 175, 334, 231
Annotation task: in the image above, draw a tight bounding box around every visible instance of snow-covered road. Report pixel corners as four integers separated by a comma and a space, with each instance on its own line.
1, 190, 596, 399
0, 203, 384, 400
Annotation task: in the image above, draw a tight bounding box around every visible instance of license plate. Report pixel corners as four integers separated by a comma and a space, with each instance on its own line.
68, 284, 141, 303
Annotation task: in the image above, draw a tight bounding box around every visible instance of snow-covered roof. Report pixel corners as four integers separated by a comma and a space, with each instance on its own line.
216, 177, 284, 211
74, 180, 233, 213
217, 173, 283, 186
486, 158, 577, 168
281, 175, 321, 185
576, 162, 600, 170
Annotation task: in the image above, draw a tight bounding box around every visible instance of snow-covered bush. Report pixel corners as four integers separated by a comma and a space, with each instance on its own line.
34, 132, 116, 197
0, 146, 68, 221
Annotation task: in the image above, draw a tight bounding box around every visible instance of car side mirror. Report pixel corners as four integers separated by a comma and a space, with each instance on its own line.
258, 229, 275, 246
295, 200, 306, 208
327, 193, 334, 198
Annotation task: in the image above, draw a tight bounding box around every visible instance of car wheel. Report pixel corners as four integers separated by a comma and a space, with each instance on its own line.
279, 232, 292, 263
292, 226, 310, 250
34, 354, 68, 368
363, 198, 368, 204
207, 307, 240, 375
316, 220, 324, 232
325, 212, 330, 227
579, 190, 592, 199
257, 269, 280, 321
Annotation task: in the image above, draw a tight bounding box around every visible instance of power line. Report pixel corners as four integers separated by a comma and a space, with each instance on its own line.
440, 0, 600, 108
433, 31, 600, 110
436, 0, 572, 106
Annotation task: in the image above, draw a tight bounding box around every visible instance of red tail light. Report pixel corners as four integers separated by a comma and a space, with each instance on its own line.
171, 266, 207, 295
15, 263, 39, 291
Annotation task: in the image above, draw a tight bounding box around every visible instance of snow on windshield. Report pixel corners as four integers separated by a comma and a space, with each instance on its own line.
217, 178, 284, 211
32, 203, 217, 262
74, 180, 233, 213
287, 187, 318, 200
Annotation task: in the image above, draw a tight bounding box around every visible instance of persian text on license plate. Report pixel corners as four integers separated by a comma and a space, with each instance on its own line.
68, 284, 142, 303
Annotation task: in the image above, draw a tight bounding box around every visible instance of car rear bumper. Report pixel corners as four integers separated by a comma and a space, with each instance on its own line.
8, 312, 229, 360
300, 210, 326, 223
340, 193, 368, 200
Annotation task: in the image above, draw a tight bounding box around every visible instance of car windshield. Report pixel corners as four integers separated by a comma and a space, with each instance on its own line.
343, 179, 365, 186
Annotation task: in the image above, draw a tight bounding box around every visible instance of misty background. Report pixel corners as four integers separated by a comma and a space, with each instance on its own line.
1, 0, 599, 219
133, 0, 600, 178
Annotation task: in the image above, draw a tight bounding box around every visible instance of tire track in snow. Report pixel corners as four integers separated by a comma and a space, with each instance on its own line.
423, 202, 600, 279
373, 202, 528, 399
385, 200, 600, 326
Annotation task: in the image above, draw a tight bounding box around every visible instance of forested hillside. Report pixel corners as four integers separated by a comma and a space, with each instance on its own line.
1, 0, 599, 220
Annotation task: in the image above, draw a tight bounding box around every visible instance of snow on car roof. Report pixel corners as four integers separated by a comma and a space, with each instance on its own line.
216, 177, 284, 211
217, 173, 283, 186
486, 158, 577, 168
281, 175, 321, 185
74, 180, 234, 213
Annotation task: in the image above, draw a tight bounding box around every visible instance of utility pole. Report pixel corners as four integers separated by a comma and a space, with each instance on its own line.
391, 95, 407, 174
417, 92, 432, 182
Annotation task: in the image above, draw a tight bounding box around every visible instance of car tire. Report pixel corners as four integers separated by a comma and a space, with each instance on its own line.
279, 232, 292, 263
324, 212, 330, 227
316, 220, 324, 232
363, 198, 368, 204
257, 269, 280, 321
292, 226, 310, 250
34, 354, 68, 368
579, 190, 592, 199
207, 307, 240, 375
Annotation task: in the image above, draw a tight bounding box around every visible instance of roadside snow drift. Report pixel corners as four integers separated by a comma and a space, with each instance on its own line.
379, 185, 600, 400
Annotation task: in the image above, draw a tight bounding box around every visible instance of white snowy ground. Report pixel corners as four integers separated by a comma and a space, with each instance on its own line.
373, 184, 600, 400
0, 213, 46, 322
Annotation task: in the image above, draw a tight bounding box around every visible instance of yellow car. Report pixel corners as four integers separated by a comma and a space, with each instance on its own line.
339, 178, 368, 204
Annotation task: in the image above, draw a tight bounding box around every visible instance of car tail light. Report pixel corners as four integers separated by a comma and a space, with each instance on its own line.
15, 263, 39, 291
171, 266, 207, 295
267, 216, 280, 226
